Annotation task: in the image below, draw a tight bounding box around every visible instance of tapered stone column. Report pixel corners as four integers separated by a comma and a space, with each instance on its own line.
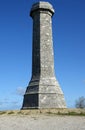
22, 1, 66, 109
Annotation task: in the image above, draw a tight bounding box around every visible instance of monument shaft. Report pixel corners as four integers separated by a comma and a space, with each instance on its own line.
32, 7, 54, 79
22, 2, 66, 109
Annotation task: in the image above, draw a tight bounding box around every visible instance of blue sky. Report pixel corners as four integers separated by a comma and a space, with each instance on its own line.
0, 0, 85, 110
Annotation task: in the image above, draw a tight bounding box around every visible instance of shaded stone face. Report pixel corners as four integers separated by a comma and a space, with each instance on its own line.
22, 1, 66, 109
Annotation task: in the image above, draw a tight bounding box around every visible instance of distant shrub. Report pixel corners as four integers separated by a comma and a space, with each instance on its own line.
0, 111, 6, 115
75, 96, 85, 109
7, 111, 14, 114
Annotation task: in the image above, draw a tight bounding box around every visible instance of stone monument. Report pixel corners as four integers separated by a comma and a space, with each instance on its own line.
22, 1, 66, 109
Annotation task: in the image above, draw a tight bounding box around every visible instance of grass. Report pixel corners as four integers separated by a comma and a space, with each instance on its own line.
57, 111, 85, 116
0, 109, 85, 116
7, 111, 15, 115
46, 109, 85, 116
0, 111, 6, 115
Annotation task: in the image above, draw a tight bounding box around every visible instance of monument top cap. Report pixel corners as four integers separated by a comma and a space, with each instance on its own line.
30, 1, 54, 16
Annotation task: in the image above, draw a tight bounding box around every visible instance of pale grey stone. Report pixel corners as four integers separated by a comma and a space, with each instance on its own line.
22, 1, 67, 109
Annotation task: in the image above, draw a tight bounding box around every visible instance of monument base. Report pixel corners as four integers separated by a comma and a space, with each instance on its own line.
21, 77, 66, 109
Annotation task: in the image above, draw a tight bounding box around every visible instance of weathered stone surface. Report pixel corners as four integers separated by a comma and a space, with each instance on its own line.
22, 1, 66, 109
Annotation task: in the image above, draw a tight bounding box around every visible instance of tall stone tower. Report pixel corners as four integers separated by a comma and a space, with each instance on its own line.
22, 1, 66, 109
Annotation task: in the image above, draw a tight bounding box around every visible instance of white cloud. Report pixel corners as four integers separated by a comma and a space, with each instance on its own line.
0, 99, 21, 110
0, 102, 3, 105
0, 99, 9, 106
16, 87, 26, 96
82, 80, 85, 85
11, 101, 19, 105
83, 80, 85, 83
